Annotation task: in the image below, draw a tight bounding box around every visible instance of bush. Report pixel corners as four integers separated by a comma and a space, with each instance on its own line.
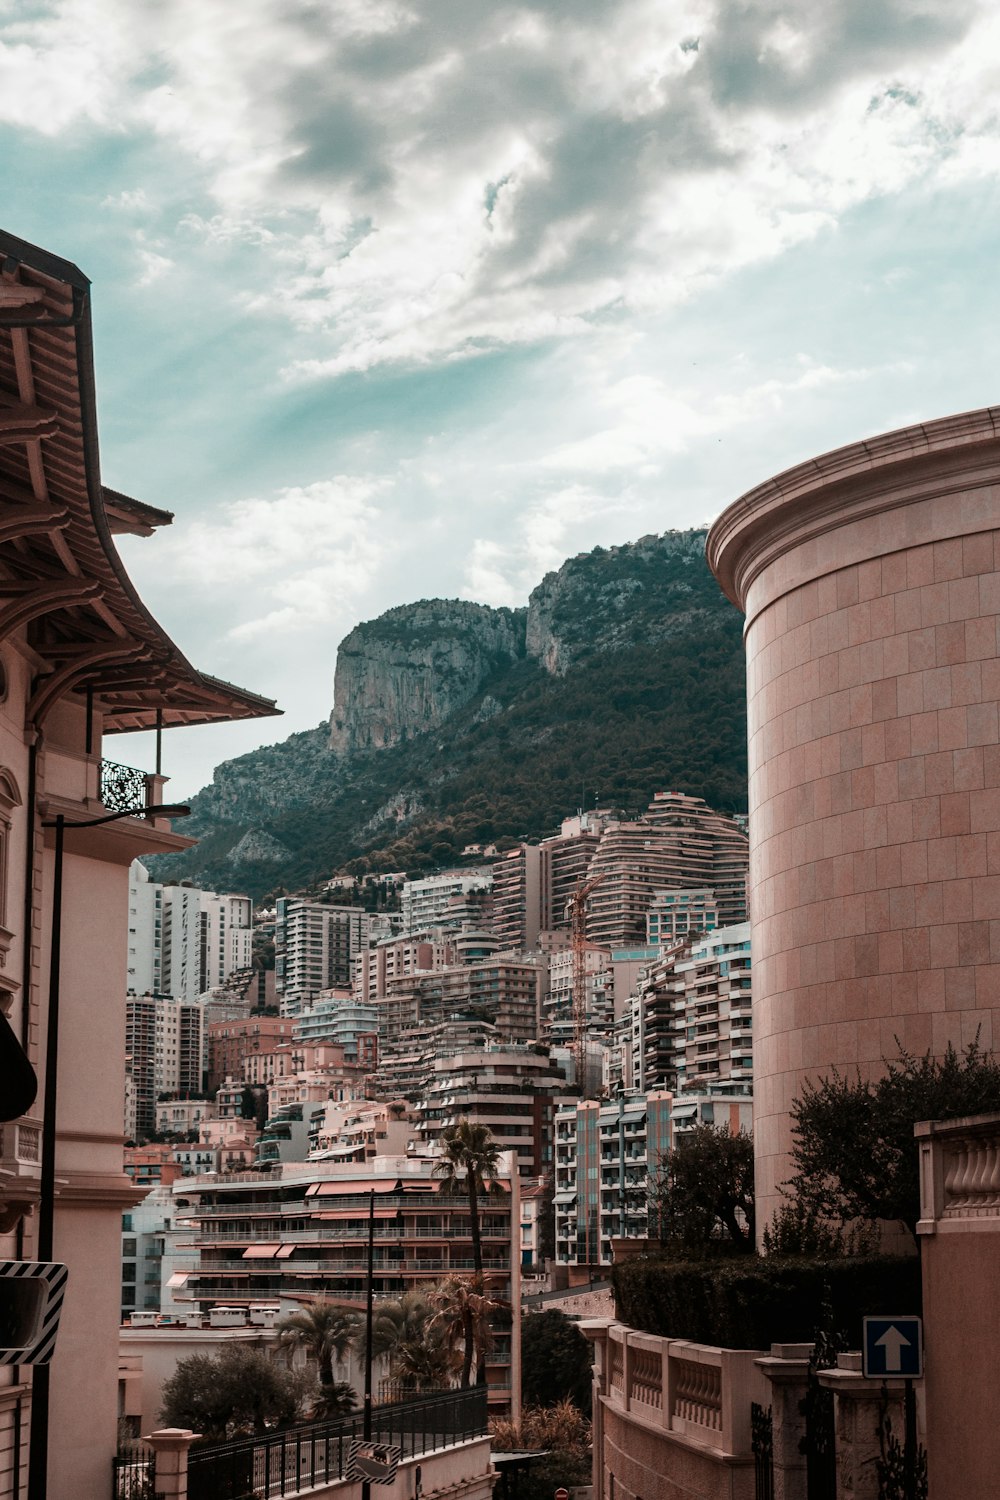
611, 1254, 922, 1349
490, 1400, 591, 1500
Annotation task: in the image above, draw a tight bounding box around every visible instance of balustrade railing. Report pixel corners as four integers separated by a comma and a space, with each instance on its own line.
598, 1324, 769, 1460
672, 1356, 723, 1432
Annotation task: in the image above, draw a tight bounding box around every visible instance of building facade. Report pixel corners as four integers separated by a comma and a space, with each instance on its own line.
170, 1153, 522, 1410
275, 898, 370, 1014
0, 228, 277, 1500
708, 404, 1000, 1224
553, 1089, 753, 1275
127, 862, 254, 1002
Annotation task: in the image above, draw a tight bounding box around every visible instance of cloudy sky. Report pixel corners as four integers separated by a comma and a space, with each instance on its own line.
3, 0, 1000, 795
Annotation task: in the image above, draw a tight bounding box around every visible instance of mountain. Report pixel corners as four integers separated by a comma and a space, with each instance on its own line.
147, 530, 748, 899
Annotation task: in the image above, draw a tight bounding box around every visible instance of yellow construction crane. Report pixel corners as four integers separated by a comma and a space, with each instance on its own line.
569, 872, 606, 1096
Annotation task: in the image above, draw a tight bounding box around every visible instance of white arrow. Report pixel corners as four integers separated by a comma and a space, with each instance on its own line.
875, 1326, 911, 1373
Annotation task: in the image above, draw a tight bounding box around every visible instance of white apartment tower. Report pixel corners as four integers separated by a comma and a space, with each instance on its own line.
128, 862, 254, 1002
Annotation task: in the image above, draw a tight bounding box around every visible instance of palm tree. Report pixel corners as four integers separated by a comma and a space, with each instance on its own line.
365, 1290, 457, 1394
366, 1289, 434, 1364
277, 1299, 360, 1390
433, 1119, 502, 1279
429, 1275, 505, 1389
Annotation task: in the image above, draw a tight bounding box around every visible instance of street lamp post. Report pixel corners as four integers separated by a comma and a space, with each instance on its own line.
27, 801, 190, 1500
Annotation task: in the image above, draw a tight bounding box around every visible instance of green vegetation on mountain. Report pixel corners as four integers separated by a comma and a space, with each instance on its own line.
148, 531, 748, 899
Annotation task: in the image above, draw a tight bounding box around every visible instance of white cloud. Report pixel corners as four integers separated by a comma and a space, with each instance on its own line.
158, 476, 389, 641
3, 0, 998, 375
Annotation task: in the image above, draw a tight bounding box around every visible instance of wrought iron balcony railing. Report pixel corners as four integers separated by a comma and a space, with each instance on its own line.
100, 759, 151, 813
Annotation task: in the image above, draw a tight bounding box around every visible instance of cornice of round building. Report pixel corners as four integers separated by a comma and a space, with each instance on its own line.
706, 404, 1000, 619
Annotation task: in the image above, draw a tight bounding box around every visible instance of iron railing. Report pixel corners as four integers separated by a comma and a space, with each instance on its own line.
100, 759, 150, 813
752, 1402, 774, 1500
112, 1443, 156, 1500
186, 1386, 487, 1500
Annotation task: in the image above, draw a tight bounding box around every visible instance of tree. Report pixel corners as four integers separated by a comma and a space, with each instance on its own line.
433, 1119, 502, 1279
433, 1120, 503, 1387
277, 1298, 360, 1389
521, 1309, 593, 1415
160, 1344, 311, 1439
788, 1039, 1000, 1242
366, 1290, 457, 1393
652, 1123, 755, 1254
429, 1275, 505, 1389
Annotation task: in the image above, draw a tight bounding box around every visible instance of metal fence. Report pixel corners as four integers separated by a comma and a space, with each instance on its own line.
187, 1386, 488, 1500
751, 1402, 774, 1500
112, 1444, 156, 1500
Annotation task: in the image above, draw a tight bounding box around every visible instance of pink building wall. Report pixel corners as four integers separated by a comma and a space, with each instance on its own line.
708, 407, 1000, 1226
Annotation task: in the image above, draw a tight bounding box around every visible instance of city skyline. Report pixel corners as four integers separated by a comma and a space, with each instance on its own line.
4, 2, 1000, 793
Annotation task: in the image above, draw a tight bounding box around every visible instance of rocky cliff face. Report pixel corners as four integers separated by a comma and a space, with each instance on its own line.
146, 527, 746, 899
328, 599, 526, 755
526, 530, 712, 675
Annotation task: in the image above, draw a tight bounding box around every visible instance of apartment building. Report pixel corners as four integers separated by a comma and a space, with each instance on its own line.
632, 923, 752, 1093
308, 1099, 411, 1162
170, 1153, 522, 1409
356, 929, 458, 1006
542, 945, 613, 1054
400, 868, 493, 932
644, 791, 749, 928
125, 994, 204, 1139
491, 843, 543, 950
646, 887, 718, 946
275, 897, 370, 1014
206, 1015, 295, 1093
539, 812, 608, 929
583, 794, 748, 947
553, 1088, 754, 1275
128, 862, 254, 1002
413, 1043, 568, 1176
293, 991, 379, 1064
377, 955, 542, 1052
121, 1184, 176, 1321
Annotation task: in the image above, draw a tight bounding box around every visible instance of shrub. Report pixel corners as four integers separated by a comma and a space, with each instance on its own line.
490, 1400, 591, 1500
611, 1254, 921, 1349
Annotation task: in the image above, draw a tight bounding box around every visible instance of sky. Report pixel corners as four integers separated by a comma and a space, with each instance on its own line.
3, 0, 1000, 796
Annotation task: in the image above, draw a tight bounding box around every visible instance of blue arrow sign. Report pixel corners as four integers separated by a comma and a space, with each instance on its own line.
863, 1316, 922, 1379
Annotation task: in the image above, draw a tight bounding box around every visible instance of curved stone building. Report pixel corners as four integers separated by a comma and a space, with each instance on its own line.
708, 407, 1000, 1225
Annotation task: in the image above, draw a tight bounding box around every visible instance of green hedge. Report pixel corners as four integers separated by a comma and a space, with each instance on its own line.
611, 1255, 922, 1349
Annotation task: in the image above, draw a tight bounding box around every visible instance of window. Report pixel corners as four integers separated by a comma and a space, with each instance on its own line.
122, 1237, 137, 1256
122, 1265, 136, 1283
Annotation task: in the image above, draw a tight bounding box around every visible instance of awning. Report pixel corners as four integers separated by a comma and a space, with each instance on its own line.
243, 1246, 279, 1259
276, 1245, 296, 1259
402, 1182, 440, 1193
672, 1104, 698, 1120
554, 1191, 577, 1203
314, 1209, 399, 1221
166, 1272, 189, 1287
306, 1181, 397, 1197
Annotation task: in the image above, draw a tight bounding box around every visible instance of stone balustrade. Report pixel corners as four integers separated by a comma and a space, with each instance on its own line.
585, 1320, 769, 1467
917, 1110, 1000, 1232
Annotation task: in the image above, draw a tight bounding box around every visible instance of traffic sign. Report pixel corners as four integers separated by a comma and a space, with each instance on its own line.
346, 1440, 402, 1485
863, 1316, 923, 1379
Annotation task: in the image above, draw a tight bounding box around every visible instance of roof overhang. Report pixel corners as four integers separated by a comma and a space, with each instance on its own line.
0, 228, 280, 734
